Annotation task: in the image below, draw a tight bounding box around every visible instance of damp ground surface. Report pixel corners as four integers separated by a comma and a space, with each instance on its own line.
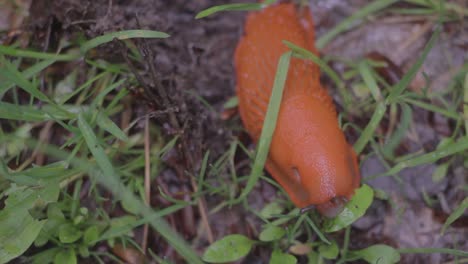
1, 0, 467, 263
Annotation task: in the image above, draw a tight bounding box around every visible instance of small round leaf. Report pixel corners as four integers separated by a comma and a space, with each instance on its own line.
58, 223, 83, 244
323, 184, 374, 232
318, 241, 339, 259
259, 225, 285, 242
54, 248, 77, 264
269, 250, 297, 264
202, 234, 254, 263
260, 202, 284, 219
83, 226, 99, 246
349, 244, 400, 264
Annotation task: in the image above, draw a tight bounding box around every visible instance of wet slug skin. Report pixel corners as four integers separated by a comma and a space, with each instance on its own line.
234, 3, 361, 217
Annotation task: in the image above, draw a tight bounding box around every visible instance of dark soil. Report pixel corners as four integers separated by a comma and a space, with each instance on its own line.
12, 0, 468, 263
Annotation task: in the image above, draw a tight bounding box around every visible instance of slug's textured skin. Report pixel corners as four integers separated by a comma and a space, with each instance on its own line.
235, 3, 360, 216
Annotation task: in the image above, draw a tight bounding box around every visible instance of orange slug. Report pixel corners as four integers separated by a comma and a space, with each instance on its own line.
234, 3, 360, 217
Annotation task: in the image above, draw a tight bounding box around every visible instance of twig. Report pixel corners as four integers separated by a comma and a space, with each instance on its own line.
191, 177, 214, 243
142, 114, 151, 253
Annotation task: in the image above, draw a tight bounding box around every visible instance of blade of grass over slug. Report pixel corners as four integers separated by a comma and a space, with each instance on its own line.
195, 3, 263, 19
316, 0, 399, 49
233, 51, 292, 204
76, 114, 203, 264
80, 30, 169, 54
284, 41, 352, 110
386, 27, 440, 103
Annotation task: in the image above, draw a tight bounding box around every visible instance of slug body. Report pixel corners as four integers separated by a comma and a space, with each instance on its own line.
235, 3, 360, 217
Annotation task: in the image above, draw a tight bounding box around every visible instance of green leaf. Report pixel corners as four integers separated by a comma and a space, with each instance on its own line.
195, 3, 263, 19
223, 96, 239, 109
441, 197, 468, 235
307, 251, 320, 264
318, 241, 339, 259
269, 250, 297, 264
58, 223, 83, 244
54, 248, 77, 264
83, 226, 100, 246
260, 202, 284, 219
259, 225, 286, 242
323, 185, 374, 232
0, 184, 59, 263
349, 244, 400, 264
0, 216, 45, 264
202, 234, 254, 263
120, 197, 140, 215
31, 247, 61, 264
78, 245, 90, 258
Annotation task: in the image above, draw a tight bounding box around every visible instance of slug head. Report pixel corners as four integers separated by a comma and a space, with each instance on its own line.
268, 95, 361, 217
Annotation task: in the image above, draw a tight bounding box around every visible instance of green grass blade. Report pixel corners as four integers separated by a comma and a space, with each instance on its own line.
80, 30, 169, 54
398, 248, 468, 257
58, 72, 107, 105
0, 102, 48, 121
77, 113, 119, 180
353, 102, 386, 154
368, 137, 468, 180
386, 27, 440, 103
403, 97, 460, 120
358, 61, 383, 102
233, 51, 292, 203
195, 3, 263, 19
76, 114, 202, 263
463, 73, 468, 133
0, 59, 55, 97
316, 0, 399, 49
441, 197, 468, 235
0, 102, 75, 121
305, 216, 331, 244
382, 103, 412, 159
0, 55, 50, 102
96, 111, 129, 141
95, 203, 188, 243
0, 45, 78, 61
